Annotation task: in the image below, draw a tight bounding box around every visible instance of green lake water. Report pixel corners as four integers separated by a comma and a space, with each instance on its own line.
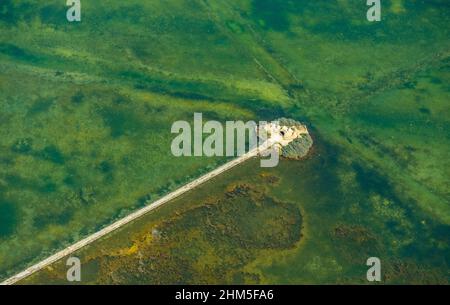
1, 0, 449, 283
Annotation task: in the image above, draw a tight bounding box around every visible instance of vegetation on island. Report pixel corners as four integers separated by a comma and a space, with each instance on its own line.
277, 117, 314, 160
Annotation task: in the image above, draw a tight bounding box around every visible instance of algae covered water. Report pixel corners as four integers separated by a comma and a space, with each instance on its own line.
1, 0, 449, 283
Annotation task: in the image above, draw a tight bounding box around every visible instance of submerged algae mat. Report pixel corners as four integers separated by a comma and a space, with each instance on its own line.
22, 138, 448, 284
2, 0, 450, 283
207, 0, 450, 223
0, 0, 287, 280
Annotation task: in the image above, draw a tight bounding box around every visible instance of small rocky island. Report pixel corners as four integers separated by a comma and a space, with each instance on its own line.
257, 118, 313, 160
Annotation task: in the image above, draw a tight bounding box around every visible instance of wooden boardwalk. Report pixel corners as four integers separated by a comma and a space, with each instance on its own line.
1, 141, 273, 285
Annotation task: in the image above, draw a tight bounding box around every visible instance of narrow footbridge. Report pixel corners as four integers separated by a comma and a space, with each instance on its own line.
1, 141, 275, 285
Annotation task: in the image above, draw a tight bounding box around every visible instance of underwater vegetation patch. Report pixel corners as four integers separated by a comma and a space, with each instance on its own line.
0, 43, 40, 63
1, 0, 449, 285
251, 0, 291, 31
0, 200, 17, 238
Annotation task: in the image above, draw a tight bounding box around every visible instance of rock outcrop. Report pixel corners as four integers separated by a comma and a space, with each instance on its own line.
257, 118, 313, 160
